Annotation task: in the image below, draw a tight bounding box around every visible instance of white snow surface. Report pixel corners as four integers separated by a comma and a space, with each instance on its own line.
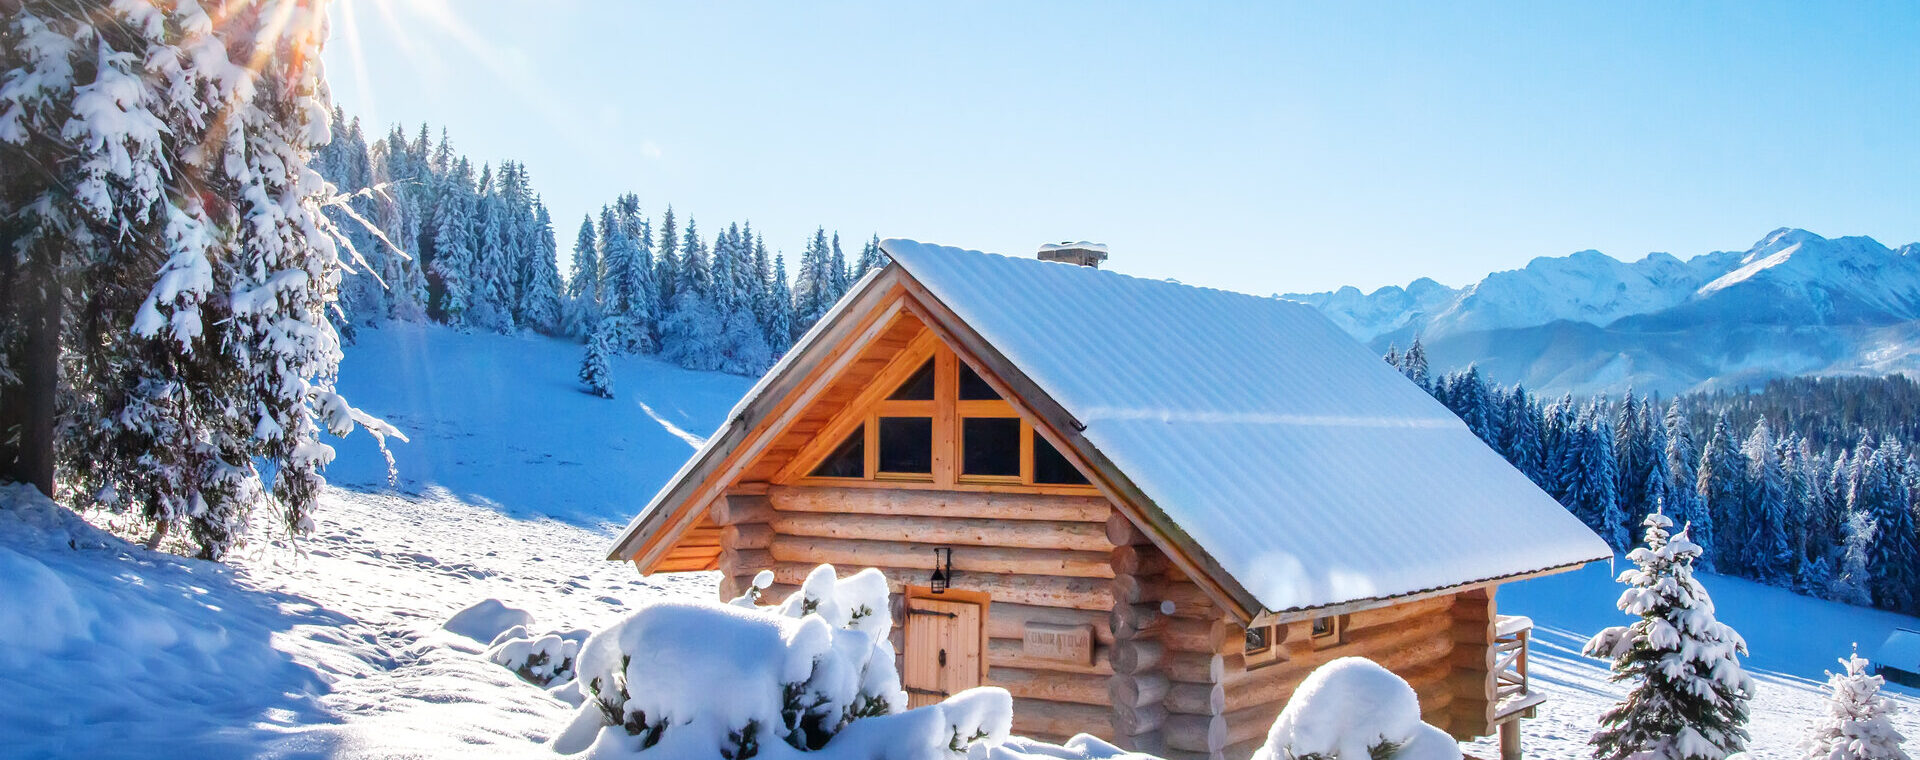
7, 324, 1920, 759
1252, 657, 1459, 760
880, 239, 1611, 613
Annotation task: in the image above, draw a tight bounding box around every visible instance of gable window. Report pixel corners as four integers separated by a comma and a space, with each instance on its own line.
961, 417, 1021, 477
890, 359, 936, 401
878, 416, 933, 477
1031, 434, 1091, 485
1244, 625, 1270, 654
958, 364, 1001, 401
810, 425, 866, 479
790, 345, 1099, 492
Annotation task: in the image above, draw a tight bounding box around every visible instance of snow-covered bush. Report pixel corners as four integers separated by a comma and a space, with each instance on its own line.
486, 626, 584, 687
1249, 656, 1460, 760
555, 564, 1008, 759
1585, 511, 1753, 760
1801, 650, 1908, 760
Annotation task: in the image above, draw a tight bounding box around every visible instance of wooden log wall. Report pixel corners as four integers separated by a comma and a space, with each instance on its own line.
1206, 593, 1465, 760
723, 485, 1121, 744
1447, 586, 1497, 740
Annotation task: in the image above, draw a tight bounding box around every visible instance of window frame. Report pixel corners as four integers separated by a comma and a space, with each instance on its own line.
786, 342, 1100, 493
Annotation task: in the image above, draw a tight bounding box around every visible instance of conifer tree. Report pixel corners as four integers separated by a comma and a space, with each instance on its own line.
1562, 403, 1628, 549
518, 202, 563, 335
829, 231, 850, 298
1857, 442, 1919, 612
855, 234, 887, 277
654, 205, 679, 317
430, 159, 477, 326
1745, 420, 1795, 584
1401, 337, 1430, 389
1663, 400, 1713, 570
564, 215, 601, 337
579, 318, 617, 398
1585, 510, 1753, 760
1697, 414, 1748, 568
1504, 387, 1545, 487
1833, 510, 1877, 606
767, 253, 796, 352
1801, 649, 1908, 760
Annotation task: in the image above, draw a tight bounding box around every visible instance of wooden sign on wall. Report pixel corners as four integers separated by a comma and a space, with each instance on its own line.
1022, 622, 1094, 665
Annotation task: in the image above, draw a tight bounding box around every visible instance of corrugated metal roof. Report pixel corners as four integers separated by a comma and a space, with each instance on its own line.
882, 239, 1612, 613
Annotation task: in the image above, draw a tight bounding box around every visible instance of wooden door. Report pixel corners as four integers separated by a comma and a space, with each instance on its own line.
902, 596, 983, 707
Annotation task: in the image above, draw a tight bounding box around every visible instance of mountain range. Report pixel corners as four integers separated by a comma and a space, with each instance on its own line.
1282, 228, 1920, 396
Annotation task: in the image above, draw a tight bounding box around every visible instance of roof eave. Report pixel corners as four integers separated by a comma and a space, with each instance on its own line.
1252, 554, 1610, 625
606, 265, 909, 563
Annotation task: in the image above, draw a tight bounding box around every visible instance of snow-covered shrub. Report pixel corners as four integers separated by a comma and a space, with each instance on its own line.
1249, 656, 1460, 760
1584, 511, 1753, 760
1801, 650, 1908, 760
555, 564, 1008, 759
486, 628, 583, 687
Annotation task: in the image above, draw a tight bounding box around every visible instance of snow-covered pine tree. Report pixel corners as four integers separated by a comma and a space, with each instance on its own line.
793, 227, 832, 327
469, 167, 515, 333
1832, 510, 1876, 606
564, 215, 601, 338
1448, 365, 1498, 446
1801, 649, 1909, 760
1697, 413, 1749, 570
518, 202, 563, 335
1542, 393, 1577, 497
767, 253, 796, 352
1664, 400, 1714, 571
653, 205, 679, 319
1401, 337, 1430, 389
2, 0, 402, 556
1383, 343, 1402, 369
828, 231, 849, 300
1504, 386, 1546, 487
580, 318, 617, 398
1857, 441, 1919, 612
659, 219, 723, 371
1585, 510, 1753, 760
1562, 403, 1629, 550
430, 158, 477, 326
855, 234, 887, 278
1744, 419, 1796, 584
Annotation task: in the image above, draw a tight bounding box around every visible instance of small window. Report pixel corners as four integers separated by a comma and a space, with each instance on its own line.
889, 359, 936, 401
1310, 615, 1345, 648
962, 418, 1021, 477
1032, 434, 1090, 485
810, 425, 865, 478
958, 364, 1002, 401
877, 417, 933, 475
1244, 625, 1271, 654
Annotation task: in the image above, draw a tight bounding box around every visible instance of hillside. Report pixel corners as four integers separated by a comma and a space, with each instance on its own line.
1285, 229, 1920, 394
4, 324, 1918, 758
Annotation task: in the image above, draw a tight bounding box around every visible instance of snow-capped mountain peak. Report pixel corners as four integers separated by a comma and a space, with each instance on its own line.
1287, 229, 1920, 394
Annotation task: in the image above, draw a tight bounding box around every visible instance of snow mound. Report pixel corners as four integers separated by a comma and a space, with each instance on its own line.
1252, 657, 1460, 760
486, 628, 582, 686
445, 598, 535, 644
968, 734, 1158, 759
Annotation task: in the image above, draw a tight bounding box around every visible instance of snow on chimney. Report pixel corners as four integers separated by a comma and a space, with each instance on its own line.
1037, 241, 1109, 269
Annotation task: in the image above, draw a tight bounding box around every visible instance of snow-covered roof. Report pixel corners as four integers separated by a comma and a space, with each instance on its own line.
881, 240, 1611, 613
1876, 629, 1920, 670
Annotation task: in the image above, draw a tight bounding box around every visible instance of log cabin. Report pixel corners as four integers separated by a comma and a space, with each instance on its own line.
608, 240, 1611, 760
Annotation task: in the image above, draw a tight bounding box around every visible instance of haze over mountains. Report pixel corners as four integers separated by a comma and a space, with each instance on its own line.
1283, 229, 1920, 396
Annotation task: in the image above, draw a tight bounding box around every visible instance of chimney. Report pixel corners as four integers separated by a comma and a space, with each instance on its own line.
1037, 241, 1109, 269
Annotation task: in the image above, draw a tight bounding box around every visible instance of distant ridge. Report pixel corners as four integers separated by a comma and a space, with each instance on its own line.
1283, 229, 1920, 395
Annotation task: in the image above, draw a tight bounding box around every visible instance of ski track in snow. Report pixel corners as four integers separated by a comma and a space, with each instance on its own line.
637, 400, 708, 449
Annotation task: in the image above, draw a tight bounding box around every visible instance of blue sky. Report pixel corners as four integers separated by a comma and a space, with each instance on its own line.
322, 1, 1920, 295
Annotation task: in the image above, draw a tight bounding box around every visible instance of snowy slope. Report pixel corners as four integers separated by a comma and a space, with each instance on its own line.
323, 322, 754, 525
6, 322, 1920, 759
1285, 229, 1920, 394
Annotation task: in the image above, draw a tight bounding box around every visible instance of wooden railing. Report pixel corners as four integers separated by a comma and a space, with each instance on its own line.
1492, 614, 1543, 719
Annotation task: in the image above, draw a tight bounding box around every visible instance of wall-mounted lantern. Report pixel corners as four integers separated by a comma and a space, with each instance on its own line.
930, 547, 954, 593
